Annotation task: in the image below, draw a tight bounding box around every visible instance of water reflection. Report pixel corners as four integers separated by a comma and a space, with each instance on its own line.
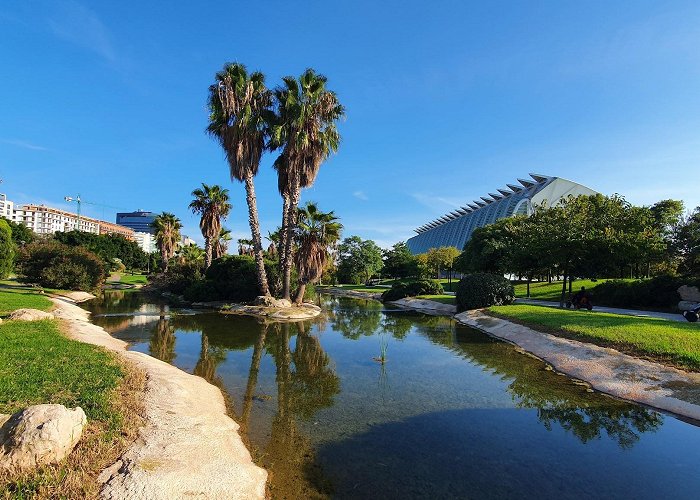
82, 292, 700, 499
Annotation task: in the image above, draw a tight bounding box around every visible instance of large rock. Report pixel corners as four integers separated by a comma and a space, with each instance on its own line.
253, 296, 292, 308
678, 285, 700, 302
8, 309, 54, 321
0, 404, 87, 471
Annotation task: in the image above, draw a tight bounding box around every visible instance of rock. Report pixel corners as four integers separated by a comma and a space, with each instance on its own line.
678, 285, 700, 302
7, 309, 54, 321
679, 301, 700, 312
0, 404, 87, 472
253, 296, 292, 308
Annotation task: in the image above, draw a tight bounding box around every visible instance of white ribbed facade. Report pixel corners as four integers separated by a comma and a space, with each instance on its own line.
406, 174, 598, 254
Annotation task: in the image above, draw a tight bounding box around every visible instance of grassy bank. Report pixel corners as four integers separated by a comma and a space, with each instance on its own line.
0, 288, 144, 498
512, 279, 634, 301
416, 294, 456, 305
0, 287, 53, 315
118, 273, 148, 285
489, 304, 700, 371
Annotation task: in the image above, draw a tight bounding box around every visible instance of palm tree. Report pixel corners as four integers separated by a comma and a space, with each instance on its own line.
152, 212, 182, 272
271, 68, 345, 300
237, 238, 254, 256
207, 62, 273, 297
292, 202, 342, 304
213, 227, 232, 260
189, 184, 231, 269
177, 243, 205, 266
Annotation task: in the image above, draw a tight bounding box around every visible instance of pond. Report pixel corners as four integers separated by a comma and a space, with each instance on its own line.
83, 291, 700, 499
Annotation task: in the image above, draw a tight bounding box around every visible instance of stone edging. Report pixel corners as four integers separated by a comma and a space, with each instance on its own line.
455, 309, 700, 423
50, 297, 267, 499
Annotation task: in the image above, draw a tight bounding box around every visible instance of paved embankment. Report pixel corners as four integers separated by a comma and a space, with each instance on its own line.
456, 309, 700, 423
387, 297, 457, 315
51, 297, 267, 500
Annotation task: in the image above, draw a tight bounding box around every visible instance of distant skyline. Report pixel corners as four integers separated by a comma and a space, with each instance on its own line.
2, 0, 700, 247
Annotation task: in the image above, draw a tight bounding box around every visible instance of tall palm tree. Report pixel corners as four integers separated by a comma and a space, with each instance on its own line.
152, 212, 182, 272
207, 62, 273, 296
213, 227, 232, 260
271, 68, 345, 300
293, 202, 342, 304
189, 183, 231, 269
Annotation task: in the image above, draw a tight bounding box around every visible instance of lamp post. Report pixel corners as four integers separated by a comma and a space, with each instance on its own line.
64, 194, 82, 231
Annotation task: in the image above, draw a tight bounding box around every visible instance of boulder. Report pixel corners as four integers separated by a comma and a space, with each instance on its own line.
253, 296, 292, 308
0, 404, 87, 471
678, 285, 700, 303
7, 309, 54, 321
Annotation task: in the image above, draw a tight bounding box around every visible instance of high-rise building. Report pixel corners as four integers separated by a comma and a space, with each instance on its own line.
134, 232, 155, 253
116, 210, 157, 234
0, 194, 14, 220
406, 174, 598, 254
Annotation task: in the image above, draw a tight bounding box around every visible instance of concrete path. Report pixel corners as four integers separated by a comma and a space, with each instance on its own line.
516, 297, 686, 322
456, 309, 700, 423
51, 297, 267, 499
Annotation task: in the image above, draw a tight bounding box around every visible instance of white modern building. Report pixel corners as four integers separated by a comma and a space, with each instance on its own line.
0, 196, 135, 240
406, 174, 599, 254
134, 231, 155, 253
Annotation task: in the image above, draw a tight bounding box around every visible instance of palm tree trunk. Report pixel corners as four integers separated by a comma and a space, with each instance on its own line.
244, 172, 270, 296
277, 193, 290, 295
204, 236, 213, 269
282, 184, 301, 301
293, 281, 306, 305
241, 326, 267, 433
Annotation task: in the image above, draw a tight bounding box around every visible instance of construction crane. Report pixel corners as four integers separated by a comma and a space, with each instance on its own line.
64, 194, 126, 230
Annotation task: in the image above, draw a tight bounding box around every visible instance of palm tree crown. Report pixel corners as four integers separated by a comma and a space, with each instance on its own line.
189, 183, 231, 268
152, 212, 182, 272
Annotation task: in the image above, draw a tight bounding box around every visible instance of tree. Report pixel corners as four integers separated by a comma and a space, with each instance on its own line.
271, 68, 345, 300
152, 212, 182, 272
53, 230, 148, 271
423, 246, 460, 281
293, 202, 343, 304
336, 236, 383, 284
382, 242, 420, 280
4, 219, 34, 246
189, 183, 231, 269
650, 199, 685, 273
676, 207, 700, 277
213, 227, 232, 260
177, 243, 205, 266
0, 219, 14, 279
207, 62, 272, 296
456, 218, 523, 275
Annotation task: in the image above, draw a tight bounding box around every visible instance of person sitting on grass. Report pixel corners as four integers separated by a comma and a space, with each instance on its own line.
567, 286, 593, 310
683, 304, 700, 323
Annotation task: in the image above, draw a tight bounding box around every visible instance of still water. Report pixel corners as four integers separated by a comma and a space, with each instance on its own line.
83, 291, 700, 499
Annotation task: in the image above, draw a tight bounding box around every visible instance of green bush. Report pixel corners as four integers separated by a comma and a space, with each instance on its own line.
0, 219, 14, 279
17, 242, 106, 291
456, 273, 514, 311
591, 275, 700, 310
381, 279, 444, 302
149, 261, 203, 295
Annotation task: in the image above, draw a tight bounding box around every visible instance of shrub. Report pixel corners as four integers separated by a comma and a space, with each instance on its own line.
17, 242, 106, 291
591, 275, 700, 310
381, 279, 444, 302
456, 273, 514, 311
0, 219, 14, 279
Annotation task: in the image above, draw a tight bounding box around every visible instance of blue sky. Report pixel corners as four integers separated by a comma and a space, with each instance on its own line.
2, 0, 700, 247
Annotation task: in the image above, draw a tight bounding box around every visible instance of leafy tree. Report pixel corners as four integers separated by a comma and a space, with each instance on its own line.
3, 219, 34, 246
271, 69, 345, 300
189, 183, 231, 269
16, 241, 105, 291
676, 207, 700, 277
177, 243, 205, 266
293, 202, 342, 304
207, 62, 273, 296
336, 236, 383, 284
0, 219, 14, 278
423, 246, 460, 280
53, 231, 148, 270
382, 242, 420, 279
152, 212, 182, 272
456, 217, 524, 275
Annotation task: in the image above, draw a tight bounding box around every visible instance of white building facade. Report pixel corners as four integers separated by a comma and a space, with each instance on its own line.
134, 231, 155, 253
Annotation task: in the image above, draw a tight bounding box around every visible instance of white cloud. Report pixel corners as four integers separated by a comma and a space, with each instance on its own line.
1, 139, 48, 151
47, 1, 116, 63
353, 190, 368, 201
410, 192, 464, 212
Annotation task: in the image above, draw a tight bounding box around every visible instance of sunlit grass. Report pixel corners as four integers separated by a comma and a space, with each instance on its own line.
490, 304, 700, 370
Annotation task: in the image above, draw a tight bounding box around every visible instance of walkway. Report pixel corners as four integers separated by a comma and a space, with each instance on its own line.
515, 297, 686, 322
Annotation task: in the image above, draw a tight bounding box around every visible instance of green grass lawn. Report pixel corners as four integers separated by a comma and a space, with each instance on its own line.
513, 279, 632, 301
118, 273, 148, 285
328, 284, 384, 293
0, 287, 53, 315
489, 304, 700, 370
416, 294, 456, 305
